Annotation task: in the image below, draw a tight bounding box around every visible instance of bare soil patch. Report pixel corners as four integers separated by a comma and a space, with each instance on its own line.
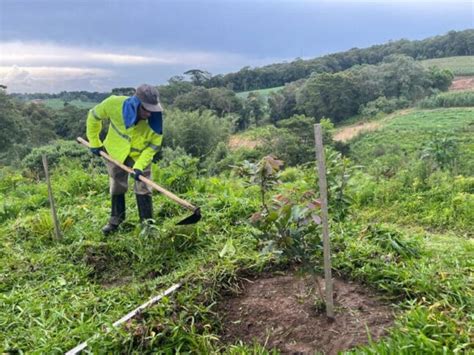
333, 121, 381, 142
334, 109, 412, 143
218, 273, 394, 354
450, 76, 474, 91
228, 136, 260, 150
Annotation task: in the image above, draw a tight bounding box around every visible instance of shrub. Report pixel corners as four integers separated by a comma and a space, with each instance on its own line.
359, 96, 410, 117
21, 140, 93, 176
164, 109, 230, 159
153, 147, 199, 193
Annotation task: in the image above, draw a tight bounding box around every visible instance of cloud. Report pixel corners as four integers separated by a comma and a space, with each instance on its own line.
0, 40, 285, 92
0, 65, 113, 93
0, 41, 253, 67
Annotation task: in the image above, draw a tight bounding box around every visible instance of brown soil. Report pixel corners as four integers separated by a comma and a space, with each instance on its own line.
228, 136, 260, 150
450, 76, 474, 91
333, 109, 412, 143
333, 121, 381, 142
218, 273, 394, 354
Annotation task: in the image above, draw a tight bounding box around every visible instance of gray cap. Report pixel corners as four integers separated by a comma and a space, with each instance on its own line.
135, 84, 163, 112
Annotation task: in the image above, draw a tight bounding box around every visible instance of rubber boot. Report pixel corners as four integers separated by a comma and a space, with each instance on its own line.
102, 194, 126, 235
136, 194, 153, 224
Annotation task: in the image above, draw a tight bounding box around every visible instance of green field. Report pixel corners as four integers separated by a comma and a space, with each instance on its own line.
39, 98, 97, 109
421, 56, 474, 76
1, 107, 473, 353
348, 108, 474, 233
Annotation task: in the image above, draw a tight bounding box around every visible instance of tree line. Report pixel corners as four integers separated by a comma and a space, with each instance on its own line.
0, 29, 466, 168
196, 29, 473, 91
159, 55, 453, 125
10, 91, 110, 102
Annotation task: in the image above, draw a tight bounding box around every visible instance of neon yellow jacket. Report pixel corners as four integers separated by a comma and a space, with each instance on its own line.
86, 95, 163, 171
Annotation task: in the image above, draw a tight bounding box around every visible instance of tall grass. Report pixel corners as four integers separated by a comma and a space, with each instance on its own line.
417, 90, 474, 108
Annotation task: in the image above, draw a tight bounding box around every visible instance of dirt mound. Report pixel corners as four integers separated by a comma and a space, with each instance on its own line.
450, 76, 474, 91
218, 273, 394, 354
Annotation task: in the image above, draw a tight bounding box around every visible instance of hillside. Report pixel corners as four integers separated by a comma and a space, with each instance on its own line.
205, 29, 474, 92
421, 55, 474, 76
1, 105, 472, 352
40, 98, 97, 110
1, 25, 474, 353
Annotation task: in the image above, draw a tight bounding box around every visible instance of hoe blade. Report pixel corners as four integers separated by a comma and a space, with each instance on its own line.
176, 208, 201, 225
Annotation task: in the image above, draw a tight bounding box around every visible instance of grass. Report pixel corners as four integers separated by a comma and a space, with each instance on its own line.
420, 56, 474, 76
236, 86, 285, 99
348, 108, 474, 173
38, 98, 98, 109
1, 107, 473, 353
346, 108, 474, 235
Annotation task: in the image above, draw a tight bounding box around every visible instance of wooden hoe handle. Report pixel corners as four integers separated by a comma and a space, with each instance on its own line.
77, 137, 197, 212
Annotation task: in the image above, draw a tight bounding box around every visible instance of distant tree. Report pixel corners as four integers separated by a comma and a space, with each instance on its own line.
111, 87, 136, 96
184, 69, 212, 86
0, 91, 62, 164
297, 72, 359, 122
174, 86, 243, 117
207, 74, 225, 88
427, 67, 454, 92
242, 92, 266, 126
208, 88, 243, 117
54, 105, 88, 139
174, 87, 212, 112
20, 103, 58, 146
158, 76, 194, 106
267, 80, 304, 123
268, 91, 286, 123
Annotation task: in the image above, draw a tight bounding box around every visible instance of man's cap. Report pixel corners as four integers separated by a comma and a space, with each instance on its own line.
135, 84, 163, 112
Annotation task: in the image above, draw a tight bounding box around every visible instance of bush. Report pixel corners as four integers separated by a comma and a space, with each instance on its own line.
153, 147, 199, 193
164, 109, 230, 159
359, 96, 410, 117
21, 140, 93, 176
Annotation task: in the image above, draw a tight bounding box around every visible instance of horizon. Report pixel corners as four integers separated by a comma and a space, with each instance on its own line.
1, 0, 472, 94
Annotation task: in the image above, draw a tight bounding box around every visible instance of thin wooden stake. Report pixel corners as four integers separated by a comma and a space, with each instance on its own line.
42, 155, 61, 240
66, 282, 181, 355
313, 124, 334, 319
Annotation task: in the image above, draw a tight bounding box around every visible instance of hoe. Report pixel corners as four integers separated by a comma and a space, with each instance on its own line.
77, 137, 201, 225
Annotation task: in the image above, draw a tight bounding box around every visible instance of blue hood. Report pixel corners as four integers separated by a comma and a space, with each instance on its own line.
148, 111, 163, 135
122, 96, 163, 134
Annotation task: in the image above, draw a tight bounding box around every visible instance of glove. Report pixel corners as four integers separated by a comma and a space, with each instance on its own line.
133, 169, 143, 181
90, 147, 103, 156
152, 150, 163, 164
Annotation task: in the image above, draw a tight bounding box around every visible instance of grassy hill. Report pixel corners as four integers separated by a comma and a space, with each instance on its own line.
39, 98, 98, 109
421, 56, 474, 76
237, 56, 474, 100
236, 85, 285, 99
345, 107, 473, 232
1, 106, 472, 352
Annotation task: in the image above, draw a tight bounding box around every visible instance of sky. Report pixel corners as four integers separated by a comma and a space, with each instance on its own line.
0, 0, 472, 93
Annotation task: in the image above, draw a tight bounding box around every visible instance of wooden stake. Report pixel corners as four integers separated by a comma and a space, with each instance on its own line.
313, 124, 334, 319
42, 155, 61, 240
66, 282, 181, 355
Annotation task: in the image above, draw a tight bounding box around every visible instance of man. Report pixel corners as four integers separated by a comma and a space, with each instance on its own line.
86, 84, 163, 235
